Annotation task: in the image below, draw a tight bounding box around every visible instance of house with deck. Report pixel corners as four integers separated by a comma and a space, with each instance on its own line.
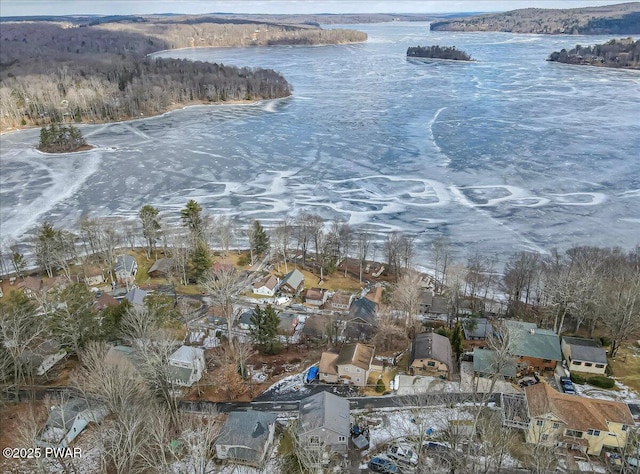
506, 321, 562, 374
114, 255, 138, 284
524, 383, 634, 455
252, 275, 280, 296
319, 343, 376, 387
278, 269, 305, 295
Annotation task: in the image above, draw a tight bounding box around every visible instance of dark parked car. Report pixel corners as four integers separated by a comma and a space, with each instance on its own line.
560, 376, 576, 394
423, 441, 450, 452
368, 456, 402, 473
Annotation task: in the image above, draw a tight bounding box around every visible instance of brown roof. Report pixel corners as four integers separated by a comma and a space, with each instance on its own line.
305, 287, 325, 301
253, 275, 279, 291
327, 291, 353, 308
365, 287, 383, 304
18, 276, 43, 293
319, 352, 339, 375
525, 383, 634, 432
336, 343, 375, 371
96, 293, 119, 310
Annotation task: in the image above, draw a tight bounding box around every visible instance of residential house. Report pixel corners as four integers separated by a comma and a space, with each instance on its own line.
168, 345, 206, 387
561, 337, 608, 375
472, 348, 517, 380
20, 340, 67, 377
524, 382, 634, 455
17, 276, 44, 298
238, 310, 255, 330
277, 312, 299, 336
418, 289, 434, 315
125, 287, 148, 307
104, 345, 139, 375
252, 275, 280, 297
319, 352, 339, 383
302, 314, 336, 344
506, 321, 562, 373
409, 332, 454, 378
325, 291, 354, 312
278, 269, 305, 295
427, 295, 449, 319
147, 258, 176, 279
114, 255, 138, 284
330, 343, 376, 387
342, 298, 377, 341
96, 292, 119, 311
214, 411, 277, 467
37, 398, 108, 449
305, 287, 328, 307
298, 391, 350, 454
365, 286, 383, 305
463, 318, 494, 342
83, 268, 105, 287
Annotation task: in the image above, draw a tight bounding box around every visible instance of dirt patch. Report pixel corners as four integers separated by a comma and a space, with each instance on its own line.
609, 343, 640, 394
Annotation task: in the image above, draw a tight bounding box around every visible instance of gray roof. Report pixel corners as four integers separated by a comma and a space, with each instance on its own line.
429, 295, 449, 315
506, 321, 562, 362
115, 255, 136, 273
473, 348, 517, 378
349, 298, 377, 323
168, 365, 194, 385
125, 288, 148, 306
463, 318, 494, 339
563, 337, 607, 364
239, 310, 255, 326
281, 269, 304, 291
410, 332, 453, 371
299, 391, 350, 437
148, 258, 175, 275
215, 411, 276, 463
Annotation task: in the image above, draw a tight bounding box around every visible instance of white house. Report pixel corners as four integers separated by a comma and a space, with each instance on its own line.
168, 345, 206, 387
252, 275, 280, 297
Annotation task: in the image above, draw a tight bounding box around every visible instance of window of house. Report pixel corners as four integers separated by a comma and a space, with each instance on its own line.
427, 361, 436, 367
355, 368, 361, 373
338, 436, 346, 442
310, 437, 320, 445
573, 361, 582, 366
587, 429, 601, 436
543, 359, 551, 363
595, 364, 605, 368
355, 377, 360, 382
585, 362, 593, 367
552, 423, 560, 429
565, 429, 582, 438
541, 434, 549, 441
536, 420, 544, 427
344, 367, 349, 372
622, 425, 628, 431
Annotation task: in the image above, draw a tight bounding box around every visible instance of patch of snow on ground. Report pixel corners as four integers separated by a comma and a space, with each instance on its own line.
573, 379, 639, 403
259, 366, 312, 397
577, 460, 607, 473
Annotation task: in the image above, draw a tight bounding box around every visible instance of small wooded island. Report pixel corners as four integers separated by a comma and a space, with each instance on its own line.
547, 37, 640, 69
38, 123, 92, 153
407, 45, 472, 61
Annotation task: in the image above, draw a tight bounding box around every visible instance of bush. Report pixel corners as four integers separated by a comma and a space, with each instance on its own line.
571, 373, 586, 384
237, 253, 250, 266
375, 378, 386, 393
588, 375, 615, 389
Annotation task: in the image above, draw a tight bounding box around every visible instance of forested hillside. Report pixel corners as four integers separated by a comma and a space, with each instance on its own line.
547, 37, 640, 69
0, 17, 366, 131
430, 2, 640, 34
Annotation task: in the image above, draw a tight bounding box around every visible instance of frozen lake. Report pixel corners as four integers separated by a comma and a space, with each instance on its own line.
1, 22, 639, 260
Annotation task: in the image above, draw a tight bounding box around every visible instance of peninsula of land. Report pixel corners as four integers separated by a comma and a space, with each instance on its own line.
0, 15, 367, 133
547, 37, 640, 69
430, 2, 640, 35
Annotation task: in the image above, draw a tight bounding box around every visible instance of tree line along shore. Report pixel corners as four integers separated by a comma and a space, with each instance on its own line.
0, 16, 367, 132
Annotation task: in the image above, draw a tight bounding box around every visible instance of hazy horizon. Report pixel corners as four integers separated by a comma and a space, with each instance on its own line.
0, 0, 637, 17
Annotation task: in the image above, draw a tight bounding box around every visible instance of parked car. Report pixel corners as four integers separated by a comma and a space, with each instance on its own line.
423, 441, 450, 452
560, 376, 576, 394
387, 445, 418, 466
368, 456, 402, 473
627, 456, 639, 468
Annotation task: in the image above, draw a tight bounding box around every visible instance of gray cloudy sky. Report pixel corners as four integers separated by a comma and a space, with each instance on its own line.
0, 0, 635, 16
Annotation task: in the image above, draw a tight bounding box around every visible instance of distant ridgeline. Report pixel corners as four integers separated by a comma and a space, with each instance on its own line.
547, 37, 640, 69
407, 45, 472, 61
429, 3, 640, 34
